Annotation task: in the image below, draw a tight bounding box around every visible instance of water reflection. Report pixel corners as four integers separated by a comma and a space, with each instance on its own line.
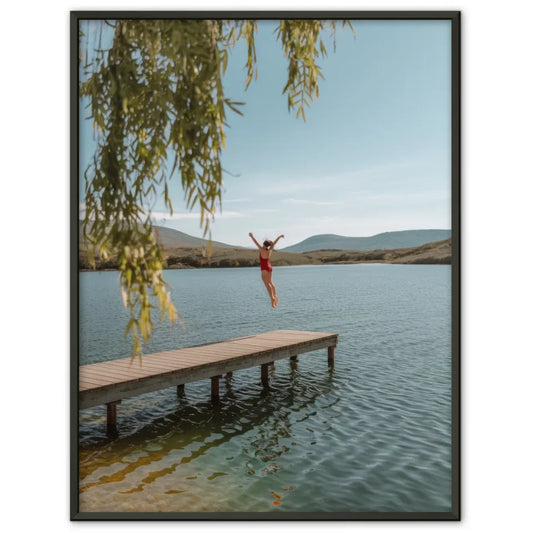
80, 366, 336, 495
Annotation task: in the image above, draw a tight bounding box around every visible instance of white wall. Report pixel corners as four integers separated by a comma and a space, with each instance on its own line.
1, 1, 532, 531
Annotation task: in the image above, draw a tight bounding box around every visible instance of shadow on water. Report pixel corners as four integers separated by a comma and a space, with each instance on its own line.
79, 366, 338, 492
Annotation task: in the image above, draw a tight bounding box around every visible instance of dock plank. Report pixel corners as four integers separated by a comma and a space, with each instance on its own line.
82, 366, 155, 382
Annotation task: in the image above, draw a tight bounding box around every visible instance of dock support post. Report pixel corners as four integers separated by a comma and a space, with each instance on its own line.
211, 375, 221, 403
106, 401, 121, 436
290, 355, 298, 371
261, 363, 269, 388
177, 384, 185, 398
328, 346, 335, 368
224, 372, 233, 390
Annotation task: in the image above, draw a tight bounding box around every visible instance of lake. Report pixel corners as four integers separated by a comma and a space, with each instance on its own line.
78, 264, 451, 513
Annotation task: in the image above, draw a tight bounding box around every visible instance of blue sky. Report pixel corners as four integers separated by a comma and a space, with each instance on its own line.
80, 19, 451, 248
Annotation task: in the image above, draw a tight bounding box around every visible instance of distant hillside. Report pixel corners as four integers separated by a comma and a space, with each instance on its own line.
281, 230, 451, 253
309, 238, 451, 266
154, 226, 240, 249
79, 224, 451, 270
162, 238, 451, 269
79, 222, 240, 250
80, 237, 451, 271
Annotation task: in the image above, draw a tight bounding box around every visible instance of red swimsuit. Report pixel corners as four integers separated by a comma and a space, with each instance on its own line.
259, 253, 272, 272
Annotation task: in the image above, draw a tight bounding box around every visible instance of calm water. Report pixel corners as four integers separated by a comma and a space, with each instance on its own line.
79, 264, 451, 513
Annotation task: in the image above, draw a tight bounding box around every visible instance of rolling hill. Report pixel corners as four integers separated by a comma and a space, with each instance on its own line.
79, 222, 241, 249
79, 224, 451, 269
153, 226, 240, 249
80, 238, 451, 270
280, 229, 451, 253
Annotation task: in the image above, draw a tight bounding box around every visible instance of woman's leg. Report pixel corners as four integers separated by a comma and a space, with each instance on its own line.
261, 271, 275, 304
267, 271, 278, 306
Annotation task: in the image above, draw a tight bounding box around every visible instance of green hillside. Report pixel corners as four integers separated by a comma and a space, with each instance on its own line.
281, 229, 451, 252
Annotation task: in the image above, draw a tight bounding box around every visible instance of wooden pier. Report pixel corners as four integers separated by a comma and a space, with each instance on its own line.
79, 330, 338, 434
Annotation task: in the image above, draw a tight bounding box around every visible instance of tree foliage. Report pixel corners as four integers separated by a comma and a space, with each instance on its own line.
80, 19, 353, 356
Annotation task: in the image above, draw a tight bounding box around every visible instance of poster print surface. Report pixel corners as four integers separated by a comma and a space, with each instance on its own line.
71, 11, 460, 520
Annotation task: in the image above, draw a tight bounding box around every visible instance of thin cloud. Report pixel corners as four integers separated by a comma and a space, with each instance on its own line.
349, 160, 424, 178
283, 198, 340, 206
259, 181, 325, 195
256, 162, 425, 196
150, 210, 247, 221
223, 197, 252, 204
78, 205, 247, 223
351, 190, 450, 207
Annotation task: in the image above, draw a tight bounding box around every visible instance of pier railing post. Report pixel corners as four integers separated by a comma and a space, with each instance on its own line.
328, 346, 335, 368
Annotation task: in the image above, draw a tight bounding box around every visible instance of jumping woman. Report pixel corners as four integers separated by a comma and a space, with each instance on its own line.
249, 232, 284, 308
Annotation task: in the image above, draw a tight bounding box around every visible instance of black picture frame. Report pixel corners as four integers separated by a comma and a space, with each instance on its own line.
71, 10, 460, 520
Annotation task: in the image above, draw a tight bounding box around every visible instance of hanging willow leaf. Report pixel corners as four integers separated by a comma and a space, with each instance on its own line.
80, 19, 353, 357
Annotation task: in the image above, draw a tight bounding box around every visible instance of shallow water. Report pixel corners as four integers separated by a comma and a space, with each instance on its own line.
78, 264, 451, 513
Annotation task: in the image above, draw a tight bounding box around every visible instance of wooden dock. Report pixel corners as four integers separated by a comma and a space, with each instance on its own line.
79, 330, 337, 434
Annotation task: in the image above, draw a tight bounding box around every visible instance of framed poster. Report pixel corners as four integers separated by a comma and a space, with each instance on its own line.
71, 11, 460, 520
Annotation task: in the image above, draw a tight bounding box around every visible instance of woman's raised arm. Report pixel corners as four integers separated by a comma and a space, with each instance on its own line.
272, 234, 285, 248
249, 232, 262, 249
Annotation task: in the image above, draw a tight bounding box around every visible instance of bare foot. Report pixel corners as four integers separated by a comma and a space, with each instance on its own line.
273, 297, 279, 308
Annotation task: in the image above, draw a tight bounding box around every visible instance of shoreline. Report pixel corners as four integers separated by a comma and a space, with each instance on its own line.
79, 259, 451, 273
